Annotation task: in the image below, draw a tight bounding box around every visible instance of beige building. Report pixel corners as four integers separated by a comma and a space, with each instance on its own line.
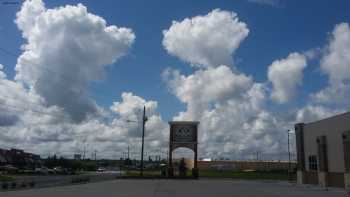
295, 111, 350, 189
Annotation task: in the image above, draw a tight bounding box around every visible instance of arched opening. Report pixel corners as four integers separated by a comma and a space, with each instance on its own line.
171, 147, 195, 176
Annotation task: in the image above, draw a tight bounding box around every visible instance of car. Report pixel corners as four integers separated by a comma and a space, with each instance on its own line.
48, 168, 55, 174
53, 166, 64, 174
0, 165, 18, 174
97, 167, 106, 172
35, 167, 48, 174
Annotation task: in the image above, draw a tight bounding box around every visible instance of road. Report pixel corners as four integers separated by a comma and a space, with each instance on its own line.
2, 179, 348, 197
8, 171, 122, 189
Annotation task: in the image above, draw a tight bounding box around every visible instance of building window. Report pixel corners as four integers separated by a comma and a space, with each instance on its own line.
308, 155, 318, 170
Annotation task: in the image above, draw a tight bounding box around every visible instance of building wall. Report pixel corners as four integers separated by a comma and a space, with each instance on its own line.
303, 112, 350, 173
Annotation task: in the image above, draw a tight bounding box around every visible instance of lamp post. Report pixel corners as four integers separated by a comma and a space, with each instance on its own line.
140, 106, 148, 176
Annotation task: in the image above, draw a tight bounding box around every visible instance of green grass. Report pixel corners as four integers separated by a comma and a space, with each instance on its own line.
0, 175, 15, 182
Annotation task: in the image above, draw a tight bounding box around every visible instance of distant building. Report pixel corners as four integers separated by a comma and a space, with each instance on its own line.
0, 149, 7, 165
295, 111, 350, 189
74, 154, 82, 160
0, 148, 41, 169
196, 160, 295, 171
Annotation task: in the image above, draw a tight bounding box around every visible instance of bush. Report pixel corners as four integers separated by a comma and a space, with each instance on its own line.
0, 175, 14, 182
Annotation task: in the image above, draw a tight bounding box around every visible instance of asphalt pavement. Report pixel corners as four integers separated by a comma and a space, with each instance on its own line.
1, 179, 348, 197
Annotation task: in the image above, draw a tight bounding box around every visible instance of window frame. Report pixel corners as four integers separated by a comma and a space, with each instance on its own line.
308, 155, 318, 171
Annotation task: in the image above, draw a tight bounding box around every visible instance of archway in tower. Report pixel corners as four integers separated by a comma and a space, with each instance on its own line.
171, 147, 195, 176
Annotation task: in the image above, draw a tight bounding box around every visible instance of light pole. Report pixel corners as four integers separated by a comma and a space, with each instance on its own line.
126, 106, 148, 176
140, 106, 148, 176
287, 129, 291, 181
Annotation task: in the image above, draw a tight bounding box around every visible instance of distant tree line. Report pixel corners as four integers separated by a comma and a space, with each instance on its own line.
44, 155, 97, 171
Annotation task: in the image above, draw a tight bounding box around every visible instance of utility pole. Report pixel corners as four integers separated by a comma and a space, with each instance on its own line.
128, 146, 130, 160
82, 145, 86, 160
166, 150, 169, 163
94, 150, 97, 161
127, 146, 130, 172
140, 106, 148, 176
287, 129, 291, 181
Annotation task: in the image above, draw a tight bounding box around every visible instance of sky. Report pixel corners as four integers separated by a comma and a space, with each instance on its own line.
0, 0, 349, 160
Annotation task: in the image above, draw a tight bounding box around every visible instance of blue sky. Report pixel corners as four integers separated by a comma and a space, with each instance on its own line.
0, 0, 349, 121
0, 0, 350, 159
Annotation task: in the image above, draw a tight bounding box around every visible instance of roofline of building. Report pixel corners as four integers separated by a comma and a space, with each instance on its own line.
303, 110, 350, 125
168, 121, 200, 125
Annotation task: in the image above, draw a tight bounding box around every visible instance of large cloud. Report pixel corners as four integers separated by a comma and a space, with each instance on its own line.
296, 105, 341, 123
163, 65, 253, 119
111, 92, 158, 119
0, 0, 152, 159
161, 10, 299, 159
0, 76, 167, 158
162, 9, 249, 67
268, 53, 307, 103
163, 63, 293, 159
312, 23, 350, 103
15, 0, 135, 122
110, 92, 167, 140
1, 61, 166, 158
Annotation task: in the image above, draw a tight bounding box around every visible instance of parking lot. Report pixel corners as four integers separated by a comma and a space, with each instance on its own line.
2, 179, 348, 197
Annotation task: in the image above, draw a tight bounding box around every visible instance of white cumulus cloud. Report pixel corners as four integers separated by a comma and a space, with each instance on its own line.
161, 9, 301, 159
162, 9, 249, 67
312, 23, 350, 104
111, 92, 158, 118
268, 53, 307, 103
163, 64, 293, 159
163, 65, 253, 119
15, 0, 135, 122
296, 105, 342, 123
0, 0, 158, 159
